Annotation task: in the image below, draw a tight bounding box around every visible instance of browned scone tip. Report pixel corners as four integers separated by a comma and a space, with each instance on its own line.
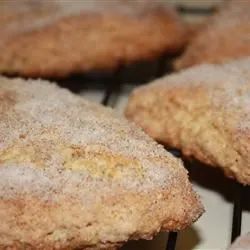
228, 233, 250, 250
0, 76, 203, 249
0, 0, 188, 78
174, 0, 250, 70
125, 57, 250, 185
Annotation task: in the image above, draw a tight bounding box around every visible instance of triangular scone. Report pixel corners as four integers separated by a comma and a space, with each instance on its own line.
228, 233, 250, 250
0, 0, 187, 78
174, 0, 250, 70
126, 58, 250, 185
0, 77, 203, 249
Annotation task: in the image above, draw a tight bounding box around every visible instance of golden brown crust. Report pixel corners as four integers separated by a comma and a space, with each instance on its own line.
174, 0, 250, 70
0, 0, 188, 78
125, 58, 250, 185
0, 188, 200, 250
0, 77, 203, 249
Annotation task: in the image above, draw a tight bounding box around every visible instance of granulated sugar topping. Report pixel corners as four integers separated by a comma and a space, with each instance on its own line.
143, 57, 250, 132
0, 0, 176, 39
0, 77, 185, 202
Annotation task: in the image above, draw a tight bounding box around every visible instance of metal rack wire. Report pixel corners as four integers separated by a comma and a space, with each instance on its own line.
231, 183, 243, 243
99, 66, 244, 250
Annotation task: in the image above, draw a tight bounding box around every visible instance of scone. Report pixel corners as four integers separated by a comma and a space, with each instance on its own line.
228, 233, 250, 250
0, 77, 203, 249
0, 0, 187, 78
125, 58, 250, 185
174, 0, 250, 70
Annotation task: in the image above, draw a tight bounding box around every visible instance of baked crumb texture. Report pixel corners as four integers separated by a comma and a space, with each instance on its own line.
228, 233, 250, 250
0, 77, 203, 249
125, 58, 250, 185
0, 0, 188, 78
174, 0, 250, 70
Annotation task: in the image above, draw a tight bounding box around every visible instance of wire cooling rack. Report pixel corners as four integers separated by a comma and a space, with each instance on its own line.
57, 3, 248, 250
98, 59, 244, 250
59, 56, 246, 250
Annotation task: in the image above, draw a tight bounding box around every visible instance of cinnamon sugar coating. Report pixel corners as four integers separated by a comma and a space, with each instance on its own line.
126, 58, 250, 185
0, 77, 203, 249
0, 0, 188, 78
175, 0, 250, 70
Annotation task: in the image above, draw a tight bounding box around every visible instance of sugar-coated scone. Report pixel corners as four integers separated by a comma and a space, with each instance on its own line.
174, 0, 250, 70
125, 58, 250, 185
0, 0, 187, 78
0, 77, 203, 249
228, 233, 250, 250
